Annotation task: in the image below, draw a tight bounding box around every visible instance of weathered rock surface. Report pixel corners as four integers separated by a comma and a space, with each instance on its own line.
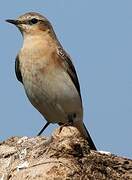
0, 126, 132, 180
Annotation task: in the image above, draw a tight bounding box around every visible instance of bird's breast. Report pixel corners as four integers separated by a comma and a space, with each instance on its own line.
18, 47, 83, 122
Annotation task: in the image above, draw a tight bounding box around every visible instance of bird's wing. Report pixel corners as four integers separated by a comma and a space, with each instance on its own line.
15, 55, 23, 83
57, 46, 82, 101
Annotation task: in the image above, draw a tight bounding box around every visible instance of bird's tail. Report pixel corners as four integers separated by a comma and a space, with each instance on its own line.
74, 121, 97, 150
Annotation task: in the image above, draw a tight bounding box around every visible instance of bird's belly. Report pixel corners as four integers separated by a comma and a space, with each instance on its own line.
22, 67, 83, 123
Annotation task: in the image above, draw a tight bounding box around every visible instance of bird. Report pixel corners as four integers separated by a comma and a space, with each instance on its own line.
6, 12, 97, 150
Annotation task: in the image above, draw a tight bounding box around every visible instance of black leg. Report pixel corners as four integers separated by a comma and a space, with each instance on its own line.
68, 113, 76, 125
37, 122, 50, 136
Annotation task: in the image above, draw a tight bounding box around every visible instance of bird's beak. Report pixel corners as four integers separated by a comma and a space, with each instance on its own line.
6, 19, 19, 25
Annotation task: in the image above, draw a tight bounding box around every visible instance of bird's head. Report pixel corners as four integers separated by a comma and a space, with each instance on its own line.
6, 12, 53, 36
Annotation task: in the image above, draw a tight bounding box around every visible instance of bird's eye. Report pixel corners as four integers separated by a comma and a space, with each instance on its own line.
29, 18, 38, 25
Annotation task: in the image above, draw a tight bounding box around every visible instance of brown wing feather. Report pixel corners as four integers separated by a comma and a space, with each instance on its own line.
57, 47, 82, 101
15, 55, 23, 83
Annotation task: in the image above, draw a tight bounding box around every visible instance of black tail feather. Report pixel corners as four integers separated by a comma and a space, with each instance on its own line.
83, 123, 97, 150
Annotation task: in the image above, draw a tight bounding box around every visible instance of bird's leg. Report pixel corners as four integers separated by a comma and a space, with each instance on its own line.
37, 122, 50, 136
59, 113, 76, 133
68, 113, 76, 125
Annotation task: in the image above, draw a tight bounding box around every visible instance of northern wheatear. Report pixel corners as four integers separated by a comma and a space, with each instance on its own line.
6, 12, 96, 150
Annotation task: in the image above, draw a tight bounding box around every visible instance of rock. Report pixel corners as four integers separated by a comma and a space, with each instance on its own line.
0, 126, 132, 180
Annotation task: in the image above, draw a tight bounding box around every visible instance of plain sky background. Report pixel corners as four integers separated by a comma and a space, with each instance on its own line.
0, 1, 132, 158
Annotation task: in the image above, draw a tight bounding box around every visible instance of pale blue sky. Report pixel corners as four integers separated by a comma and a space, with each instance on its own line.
1, 1, 132, 158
